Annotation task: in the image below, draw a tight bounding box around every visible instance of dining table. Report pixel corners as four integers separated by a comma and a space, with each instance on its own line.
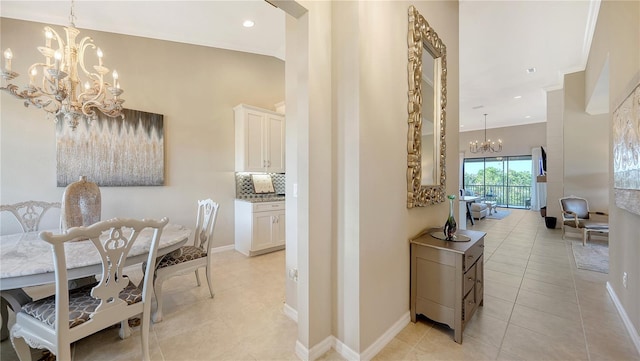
0, 223, 191, 341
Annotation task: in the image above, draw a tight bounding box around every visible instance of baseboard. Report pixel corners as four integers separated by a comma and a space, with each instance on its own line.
334, 337, 360, 360
606, 282, 640, 355
283, 302, 298, 323
295, 311, 410, 361
360, 311, 411, 360
296, 335, 333, 361
210, 244, 235, 253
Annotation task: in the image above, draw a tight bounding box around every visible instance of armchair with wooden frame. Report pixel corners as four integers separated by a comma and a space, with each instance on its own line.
559, 196, 609, 246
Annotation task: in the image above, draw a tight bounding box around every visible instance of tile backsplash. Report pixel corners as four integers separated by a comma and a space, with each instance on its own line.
235, 173, 285, 198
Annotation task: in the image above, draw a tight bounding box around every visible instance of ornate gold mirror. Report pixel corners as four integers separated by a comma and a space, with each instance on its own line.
407, 5, 447, 208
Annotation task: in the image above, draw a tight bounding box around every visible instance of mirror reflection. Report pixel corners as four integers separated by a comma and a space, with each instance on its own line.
421, 50, 436, 185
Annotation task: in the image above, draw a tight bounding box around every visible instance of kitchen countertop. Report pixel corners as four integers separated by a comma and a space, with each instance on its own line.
236, 196, 285, 203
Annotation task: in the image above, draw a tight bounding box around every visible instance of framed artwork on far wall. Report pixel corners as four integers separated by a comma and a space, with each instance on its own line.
56, 108, 165, 187
613, 82, 640, 215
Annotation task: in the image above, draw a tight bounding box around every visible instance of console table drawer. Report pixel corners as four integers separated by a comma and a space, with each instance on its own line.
463, 263, 476, 297
464, 239, 484, 272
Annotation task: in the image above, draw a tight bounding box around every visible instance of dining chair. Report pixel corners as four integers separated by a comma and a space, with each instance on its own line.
10, 217, 168, 361
0, 201, 61, 234
150, 199, 219, 322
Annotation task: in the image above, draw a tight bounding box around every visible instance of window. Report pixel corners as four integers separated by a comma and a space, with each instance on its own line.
463, 156, 532, 209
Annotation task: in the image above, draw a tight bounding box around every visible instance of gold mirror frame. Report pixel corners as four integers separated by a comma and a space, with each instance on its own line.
407, 5, 447, 208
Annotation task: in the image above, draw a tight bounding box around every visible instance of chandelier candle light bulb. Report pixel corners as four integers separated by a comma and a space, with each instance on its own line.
3, 49, 12, 72
0, 0, 125, 130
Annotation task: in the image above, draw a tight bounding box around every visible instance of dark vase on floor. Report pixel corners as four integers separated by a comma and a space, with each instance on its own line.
443, 195, 457, 240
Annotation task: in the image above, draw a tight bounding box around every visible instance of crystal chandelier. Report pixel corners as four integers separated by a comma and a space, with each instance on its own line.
469, 114, 503, 153
0, 0, 124, 130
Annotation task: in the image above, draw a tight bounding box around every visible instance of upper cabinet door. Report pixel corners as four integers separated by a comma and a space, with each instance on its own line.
234, 104, 285, 173
265, 114, 285, 173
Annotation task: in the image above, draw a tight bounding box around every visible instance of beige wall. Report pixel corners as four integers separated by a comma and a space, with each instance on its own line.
459, 122, 546, 159
287, 0, 459, 356
563, 71, 609, 211
585, 0, 640, 344
0, 18, 284, 246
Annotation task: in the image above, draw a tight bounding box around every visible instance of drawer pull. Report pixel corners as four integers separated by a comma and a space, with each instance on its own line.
468, 277, 473, 282
479, 244, 485, 248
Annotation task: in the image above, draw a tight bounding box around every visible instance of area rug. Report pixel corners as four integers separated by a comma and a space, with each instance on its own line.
486, 210, 511, 220
572, 239, 609, 273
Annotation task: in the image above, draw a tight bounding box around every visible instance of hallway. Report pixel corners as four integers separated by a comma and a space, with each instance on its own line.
371, 208, 638, 360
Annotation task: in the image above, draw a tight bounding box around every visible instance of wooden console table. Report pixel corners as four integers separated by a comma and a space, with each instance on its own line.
409, 228, 486, 343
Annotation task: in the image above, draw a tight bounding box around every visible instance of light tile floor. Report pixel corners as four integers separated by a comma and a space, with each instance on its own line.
1, 209, 638, 360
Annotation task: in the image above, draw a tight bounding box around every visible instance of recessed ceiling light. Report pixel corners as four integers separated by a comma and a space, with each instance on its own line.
526, 67, 536, 74
243, 20, 255, 28
514, 95, 522, 99
525, 115, 532, 119
460, 125, 464, 128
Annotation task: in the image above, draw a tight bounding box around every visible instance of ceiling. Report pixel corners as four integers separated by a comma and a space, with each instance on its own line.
1, 0, 600, 133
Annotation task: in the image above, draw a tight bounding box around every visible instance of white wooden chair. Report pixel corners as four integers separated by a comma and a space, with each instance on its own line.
151, 199, 219, 322
0, 201, 61, 233
10, 217, 168, 361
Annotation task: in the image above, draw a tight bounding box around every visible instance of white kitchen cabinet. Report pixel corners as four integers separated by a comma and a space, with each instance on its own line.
234, 104, 285, 173
234, 200, 285, 256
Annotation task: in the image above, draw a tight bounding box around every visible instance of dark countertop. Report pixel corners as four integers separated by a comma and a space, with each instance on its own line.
235, 196, 286, 203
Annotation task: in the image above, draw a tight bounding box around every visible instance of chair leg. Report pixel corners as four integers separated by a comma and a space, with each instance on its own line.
1, 297, 9, 341
119, 319, 131, 339
10, 335, 32, 361
583, 229, 588, 246
205, 265, 215, 299
141, 306, 152, 361
562, 227, 565, 239
152, 278, 164, 323
195, 270, 201, 287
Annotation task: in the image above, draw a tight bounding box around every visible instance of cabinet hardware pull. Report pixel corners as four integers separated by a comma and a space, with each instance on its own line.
468, 277, 473, 281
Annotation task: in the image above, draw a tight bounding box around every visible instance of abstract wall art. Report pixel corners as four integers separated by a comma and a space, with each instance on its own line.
56, 109, 165, 187
613, 83, 640, 215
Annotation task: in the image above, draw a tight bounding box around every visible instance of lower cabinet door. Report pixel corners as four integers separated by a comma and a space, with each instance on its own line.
253, 213, 275, 251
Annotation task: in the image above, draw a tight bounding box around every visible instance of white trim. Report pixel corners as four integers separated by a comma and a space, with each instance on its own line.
296, 336, 333, 361
606, 282, 640, 355
334, 337, 360, 361
581, 0, 601, 69
294, 311, 411, 361
210, 244, 235, 253
360, 311, 411, 361
283, 303, 298, 323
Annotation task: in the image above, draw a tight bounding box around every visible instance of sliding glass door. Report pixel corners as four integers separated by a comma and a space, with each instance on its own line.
463, 156, 532, 209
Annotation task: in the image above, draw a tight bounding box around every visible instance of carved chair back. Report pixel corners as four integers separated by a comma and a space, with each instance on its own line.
10, 217, 168, 361
0, 201, 61, 233
193, 199, 220, 252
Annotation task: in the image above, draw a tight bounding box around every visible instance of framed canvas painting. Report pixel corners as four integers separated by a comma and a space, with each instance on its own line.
56, 109, 165, 187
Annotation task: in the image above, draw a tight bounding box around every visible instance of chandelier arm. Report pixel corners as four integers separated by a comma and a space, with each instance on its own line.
77, 37, 96, 78
45, 27, 66, 65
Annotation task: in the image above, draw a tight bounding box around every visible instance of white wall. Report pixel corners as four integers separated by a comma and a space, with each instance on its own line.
0, 18, 284, 246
